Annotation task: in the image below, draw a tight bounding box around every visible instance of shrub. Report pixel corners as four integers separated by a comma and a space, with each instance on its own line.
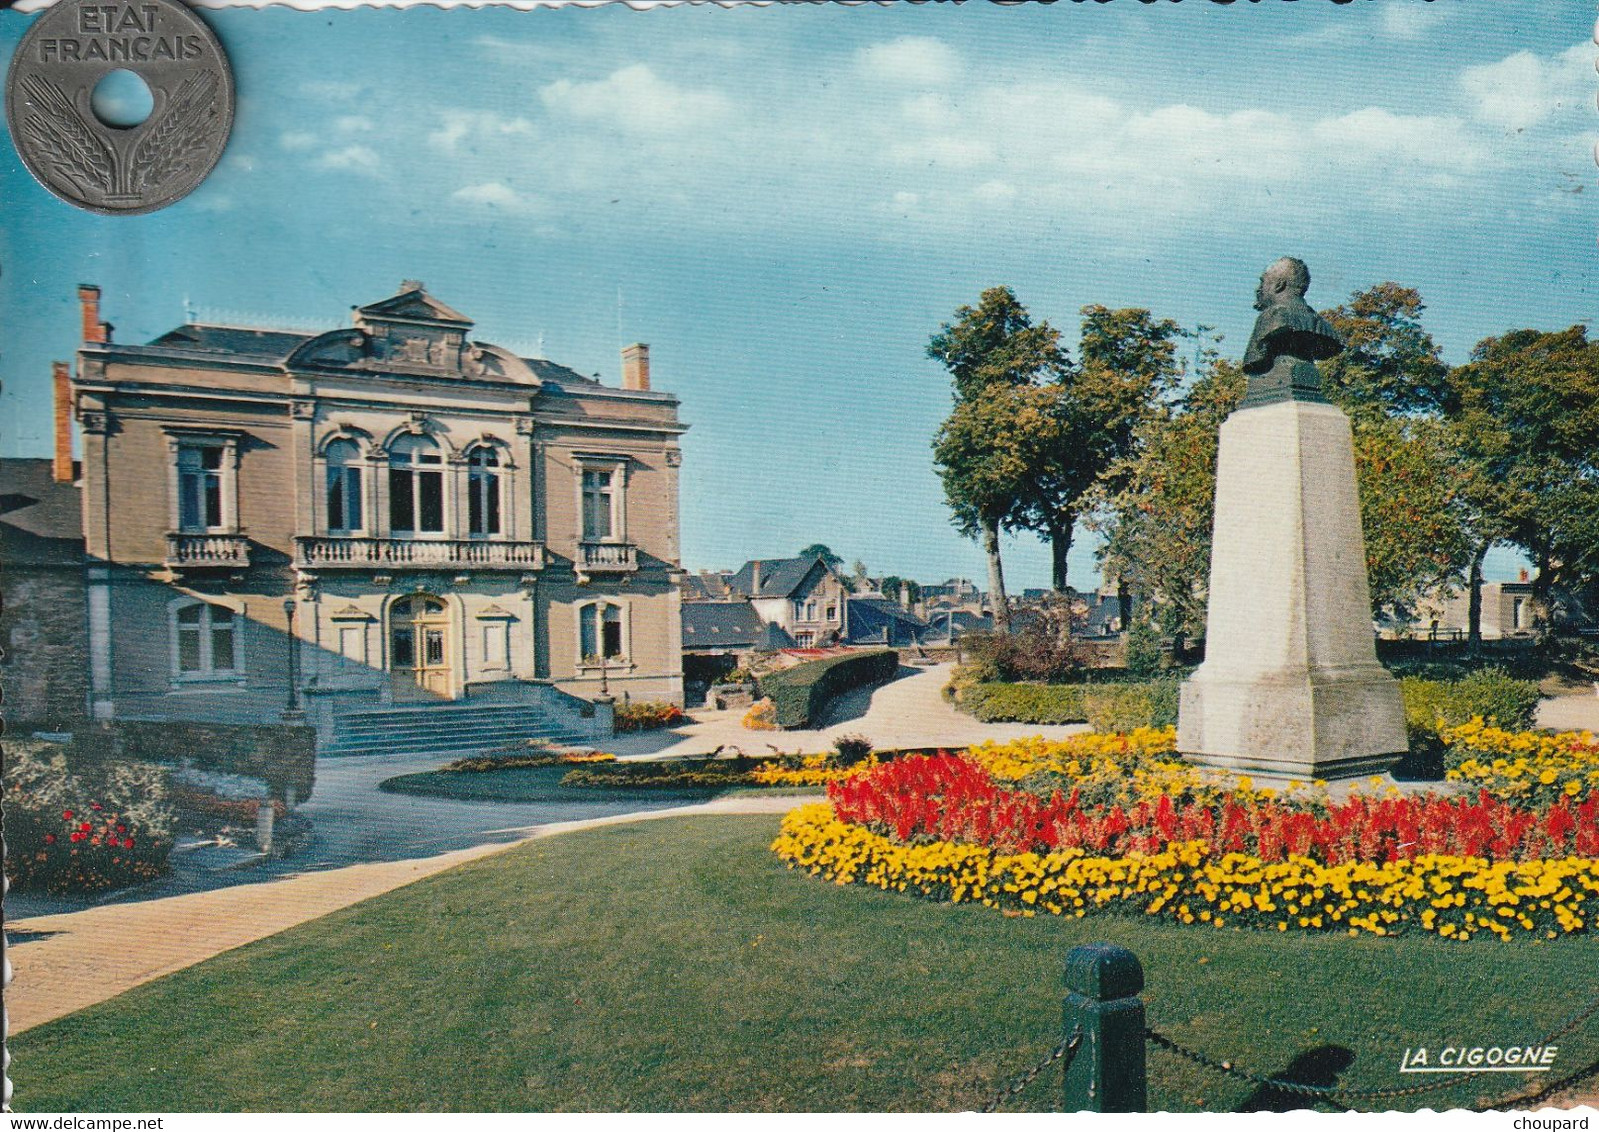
4, 741, 175, 894
757, 650, 899, 729
442, 749, 615, 773
962, 601, 1087, 683
715, 667, 753, 686
1123, 614, 1165, 681
832, 733, 874, 766
742, 698, 779, 731
1399, 669, 1541, 777
1083, 679, 1180, 733
614, 700, 686, 733
960, 682, 1089, 724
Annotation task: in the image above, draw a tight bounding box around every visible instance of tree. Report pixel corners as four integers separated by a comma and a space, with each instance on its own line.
798, 543, 843, 570
1025, 306, 1184, 595
1319, 283, 1451, 419
1093, 359, 1246, 653
1447, 326, 1599, 636
930, 288, 1072, 628
932, 383, 1057, 629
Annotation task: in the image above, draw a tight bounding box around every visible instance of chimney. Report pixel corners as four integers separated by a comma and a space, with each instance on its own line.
78, 284, 109, 344
52, 361, 74, 483
621, 343, 650, 391
750, 560, 763, 594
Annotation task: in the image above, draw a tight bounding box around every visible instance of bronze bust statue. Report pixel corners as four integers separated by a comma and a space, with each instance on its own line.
1240, 257, 1344, 406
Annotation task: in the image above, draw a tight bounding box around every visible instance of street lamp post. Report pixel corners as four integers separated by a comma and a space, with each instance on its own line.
282, 597, 303, 720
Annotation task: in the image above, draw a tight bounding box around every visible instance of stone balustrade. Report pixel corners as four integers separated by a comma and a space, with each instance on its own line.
296, 536, 545, 571
165, 532, 251, 568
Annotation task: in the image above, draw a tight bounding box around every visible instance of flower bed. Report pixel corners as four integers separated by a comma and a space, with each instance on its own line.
614, 701, 686, 733
443, 749, 615, 773
771, 730, 1599, 940
1443, 721, 1599, 807
5, 743, 175, 894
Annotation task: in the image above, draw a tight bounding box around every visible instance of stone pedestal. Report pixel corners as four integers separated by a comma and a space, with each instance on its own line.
1178, 398, 1406, 779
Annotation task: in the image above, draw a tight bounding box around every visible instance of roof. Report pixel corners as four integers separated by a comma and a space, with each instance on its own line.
356, 286, 473, 326
728, 554, 834, 599
681, 601, 768, 650
149, 324, 314, 358
845, 597, 929, 646
0, 459, 84, 566
682, 572, 735, 601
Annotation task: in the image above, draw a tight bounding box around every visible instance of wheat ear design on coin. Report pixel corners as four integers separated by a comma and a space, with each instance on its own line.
19, 74, 116, 195
129, 70, 220, 192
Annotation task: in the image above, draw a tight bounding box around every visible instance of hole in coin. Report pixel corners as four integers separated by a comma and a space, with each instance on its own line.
90, 69, 154, 129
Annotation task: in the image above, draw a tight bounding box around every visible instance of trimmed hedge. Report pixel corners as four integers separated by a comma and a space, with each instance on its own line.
1398, 668, 1542, 778
757, 650, 900, 729
960, 682, 1089, 724
956, 679, 1180, 731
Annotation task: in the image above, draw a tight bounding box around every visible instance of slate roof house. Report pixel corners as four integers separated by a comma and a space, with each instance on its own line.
62, 281, 687, 749
724, 554, 853, 649
845, 596, 929, 646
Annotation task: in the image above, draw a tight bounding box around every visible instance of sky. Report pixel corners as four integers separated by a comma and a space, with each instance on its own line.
2, 1, 1592, 590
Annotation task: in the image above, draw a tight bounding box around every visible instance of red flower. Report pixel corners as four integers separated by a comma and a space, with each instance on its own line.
90, 803, 103, 811
79, 822, 92, 833
44, 833, 56, 844
123, 838, 135, 849
116, 825, 127, 834
69, 832, 84, 843
62, 809, 74, 820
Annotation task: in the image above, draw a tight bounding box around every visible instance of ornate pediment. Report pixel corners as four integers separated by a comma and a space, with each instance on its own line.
282, 281, 541, 386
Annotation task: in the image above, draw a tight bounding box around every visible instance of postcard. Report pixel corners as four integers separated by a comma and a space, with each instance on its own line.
2, 0, 1597, 1118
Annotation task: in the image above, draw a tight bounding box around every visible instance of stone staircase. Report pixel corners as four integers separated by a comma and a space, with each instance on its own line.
319, 703, 595, 759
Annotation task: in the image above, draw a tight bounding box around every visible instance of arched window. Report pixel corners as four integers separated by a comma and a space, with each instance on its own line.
173, 600, 238, 677
467, 446, 501, 536
579, 601, 625, 664
389, 434, 444, 535
325, 439, 364, 533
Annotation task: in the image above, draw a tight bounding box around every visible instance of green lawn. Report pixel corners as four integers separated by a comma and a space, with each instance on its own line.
12, 815, 1596, 1112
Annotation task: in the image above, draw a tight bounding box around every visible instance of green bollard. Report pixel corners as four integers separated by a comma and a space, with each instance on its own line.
1062, 942, 1147, 1112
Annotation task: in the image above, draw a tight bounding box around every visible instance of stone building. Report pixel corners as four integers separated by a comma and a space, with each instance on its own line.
67, 281, 686, 749
1, 440, 87, 728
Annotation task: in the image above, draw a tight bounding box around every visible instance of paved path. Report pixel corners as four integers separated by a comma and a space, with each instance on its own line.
1537, 689, 1599, 734
4, 794, 803, 1035
606, 662, 1089, 758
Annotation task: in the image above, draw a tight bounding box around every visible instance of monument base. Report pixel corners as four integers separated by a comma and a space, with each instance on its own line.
1178, 665, 1405, 780
1176, 397, 1408, 781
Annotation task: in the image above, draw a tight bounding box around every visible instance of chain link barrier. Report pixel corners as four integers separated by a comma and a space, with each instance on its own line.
1145, 985, 1599, 1109
982, 1025, 1083, 1112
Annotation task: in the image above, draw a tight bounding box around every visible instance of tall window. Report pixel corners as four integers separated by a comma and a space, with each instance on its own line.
581, 469, 615, 541
579, 602, 624, 663
389, 434, 445, 535
467, 447, 502, 536
177, 444, 225, 531
174, 602, 238, 677
325, 439, 364, 533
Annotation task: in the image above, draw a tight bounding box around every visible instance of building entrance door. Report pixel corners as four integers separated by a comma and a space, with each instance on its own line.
390, 594, 453, 699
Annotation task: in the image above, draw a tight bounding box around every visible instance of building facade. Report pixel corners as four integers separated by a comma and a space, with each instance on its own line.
69, 282, 686, 741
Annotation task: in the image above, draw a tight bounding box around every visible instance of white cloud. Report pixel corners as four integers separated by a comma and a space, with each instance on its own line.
450, 181, 540, 213
316, 145, 382, 175
1460, 42, 1591, 132
334, 115, 374, 134
279, 131, 317, 151
540, 64, 731, 135
429, 111, 536, 154
856, 37, 962, 86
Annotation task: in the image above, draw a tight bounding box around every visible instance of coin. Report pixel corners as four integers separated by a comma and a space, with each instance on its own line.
5, 0, 234, 215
